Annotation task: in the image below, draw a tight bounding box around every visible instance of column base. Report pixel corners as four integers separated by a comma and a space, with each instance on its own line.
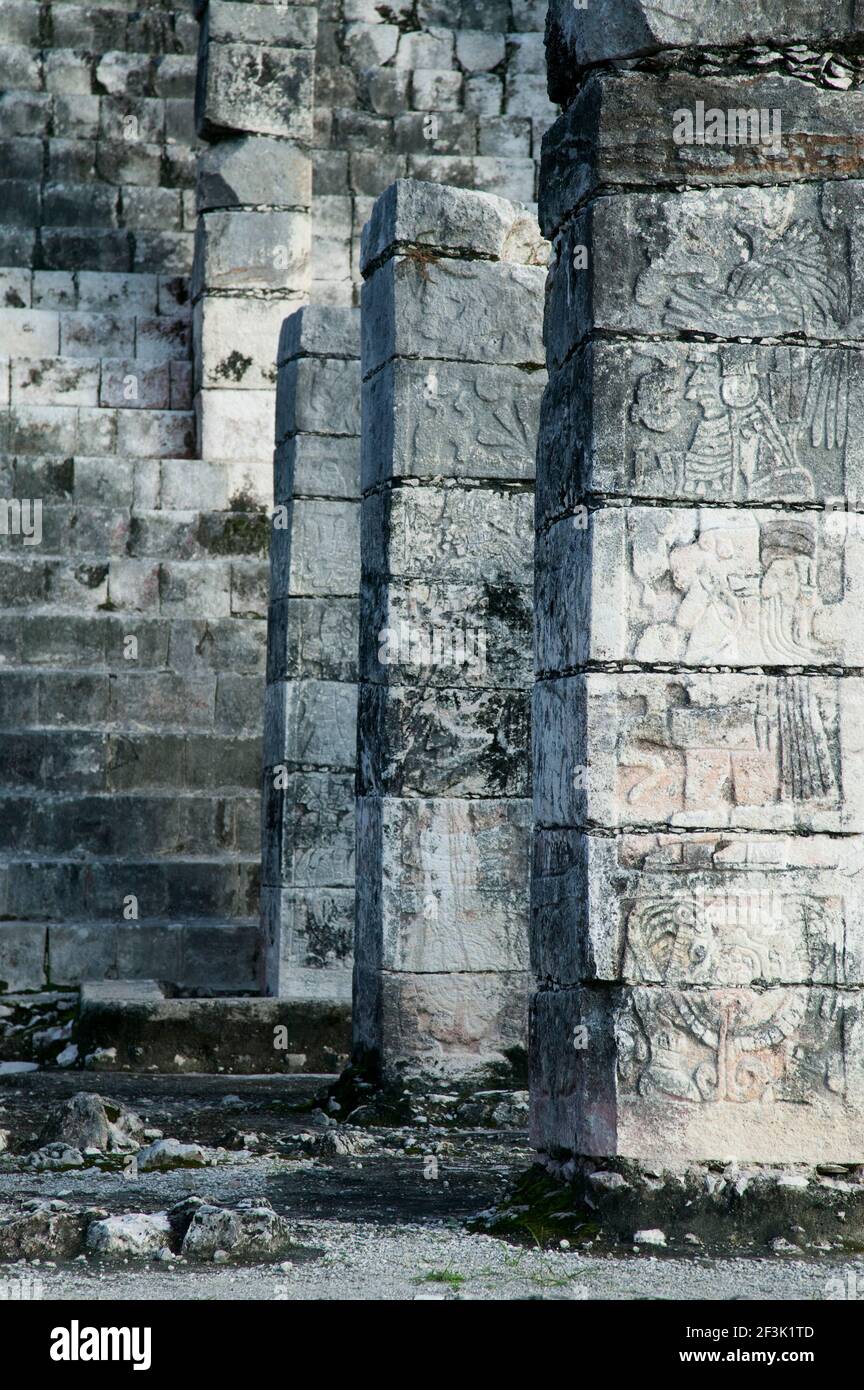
473, 1158, 864, 1252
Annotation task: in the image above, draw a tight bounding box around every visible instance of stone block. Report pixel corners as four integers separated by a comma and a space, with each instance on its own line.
195, 388, 274, 464
275, 356, 360, 440
356, 794, 530, 973
196, 42, 314, 141
544, 181, 864, 353
264, 678, 358, 770
362, 483, 533, 584
535, 505, 864, 673
538, 340, 864, 520
534, 672, 864, 834
362, 357, 543, 487
360, 178, 548, 275
197, 135, 312, 211
543, 72, 864, 222
545, 0, 864, 100
362, 254, 546, 376
530, 979, 864, 1165
358, 682, 530, 797
274, 434, 360, 504
193, 295, 294, 391
192, 209, 310, 297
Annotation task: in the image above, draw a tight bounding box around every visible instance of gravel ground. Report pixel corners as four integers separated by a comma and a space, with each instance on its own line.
0, 1072, 858, 1302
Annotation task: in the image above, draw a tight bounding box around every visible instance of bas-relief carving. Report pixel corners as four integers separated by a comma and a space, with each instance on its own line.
629, 509, 851, 665
619, 893, 847, 1104
616, 677, 841, 823
629, 345, 850, 502
633, 192, 850, 340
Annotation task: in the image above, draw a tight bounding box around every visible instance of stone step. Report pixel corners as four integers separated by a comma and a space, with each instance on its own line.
0, 403, 196, 455
0, 791, 258, 856
0, 267, 190, 316
0, 219, 194, 274
0, 728, 261, 792
0, 6, 199, 57
0, 854, 260, 921
0, 660, 262, 728
4, 357, 191, 409
0, 917, 259, 996
75, 984, 350, 1074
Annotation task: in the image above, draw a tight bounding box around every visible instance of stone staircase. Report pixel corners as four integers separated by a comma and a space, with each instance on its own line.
0, 0, 263, 996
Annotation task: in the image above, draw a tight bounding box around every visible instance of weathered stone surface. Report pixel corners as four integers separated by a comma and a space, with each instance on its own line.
86, 1212, 173, 1257
264, 679, 358, 770
196, 43, 315, 141
0, 1201, 90, 1260
362, 358, 543, 486
275, 357, 361, 437
181, 1198, 294, 1260
358, 684, 530, 797
530, 981, 864, 1165
545, 0, 864, 98
544, 181, 864, 351
197, 135, 312, 212
536, 506, 864, 672
361, 177, 549, 272
194, 295, 291, 390
38, 1092, 144, 1153
192, 210, 310, 295
538, 340, 864, 518
362, 255, 546, 376
531, 829, 864, 987
534, 672, 864, 833
354, 964, 530, 1086
356, 795, 530, 973
362, 485, 533, 584
541, 72, 864, 222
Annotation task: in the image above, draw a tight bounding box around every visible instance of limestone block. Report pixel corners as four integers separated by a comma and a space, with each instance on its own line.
362, 484, 533, 584
362, 358, 543, 486
361, 255, 546, 376
542, 72, 864, 222
530, 980, 864, 1165
192, 210, 310, 296
538, 341, 864, 520
270, 498, 360, 599
193, 295, 291, 390
361, 178, 548, 274
196, 42, 314, 141
267, 596, 359, 684
358, 682, 530, 798
274, 435, 360, 504
195, 389, 275, 464
275, 357, 361, 438
260, 886, 353, 1001
262, 770, 355, 887
197, 135, 312, 212
277, 304, 360, 363
206, 1, 317, 47
264, 678, 358, 769
531, 829, 864, 988
353, 963, 529, 1084
535, 506, 864, 673
360, 576, 532, 689
355, 795, 530, 973
544, 182, 864, 355
545, 0, 864, 96
534, 672, 864, 834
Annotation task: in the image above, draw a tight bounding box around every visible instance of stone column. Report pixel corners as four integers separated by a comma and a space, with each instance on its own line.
533, 1, 864, 1204
192, 0, 315, 470
261, 305, 360, 1010
354, 180, 547, 1089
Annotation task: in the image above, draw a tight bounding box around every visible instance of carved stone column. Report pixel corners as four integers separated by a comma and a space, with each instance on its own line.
354, 181, 547, 1090
533, 1, 864, 1231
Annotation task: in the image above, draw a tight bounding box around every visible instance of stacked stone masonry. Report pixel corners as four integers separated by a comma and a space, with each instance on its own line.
0, 0, 557, 1007
532, 0, 864, 1167
261, 303, 360, 1002
353, 180, 546, 1084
